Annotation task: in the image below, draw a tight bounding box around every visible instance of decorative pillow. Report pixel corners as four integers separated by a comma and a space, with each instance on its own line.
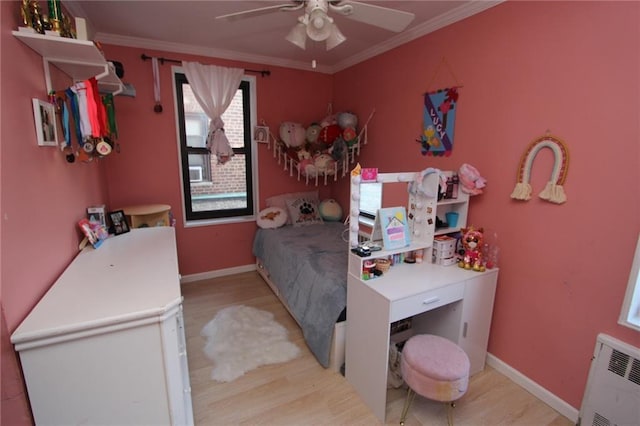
266, 190, 319, 225
319, 199, 343, 222
256, 207, 287, 229
286, 198, 324, 227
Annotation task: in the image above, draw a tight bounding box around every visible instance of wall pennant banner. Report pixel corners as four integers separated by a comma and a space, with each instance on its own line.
420, 87, 459, 157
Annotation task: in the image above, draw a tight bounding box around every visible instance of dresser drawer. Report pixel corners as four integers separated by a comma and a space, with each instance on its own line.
389, 282, 465, 322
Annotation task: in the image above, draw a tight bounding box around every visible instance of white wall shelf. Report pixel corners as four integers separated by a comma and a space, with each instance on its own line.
12, 30, 123, 95
435, 191, 469, 236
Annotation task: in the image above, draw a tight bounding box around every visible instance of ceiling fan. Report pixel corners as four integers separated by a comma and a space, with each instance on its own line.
216, 0, 415, 51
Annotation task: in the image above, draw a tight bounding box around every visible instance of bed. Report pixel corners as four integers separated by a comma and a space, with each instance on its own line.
253, 171, 442, 371
253, 207, 349, 371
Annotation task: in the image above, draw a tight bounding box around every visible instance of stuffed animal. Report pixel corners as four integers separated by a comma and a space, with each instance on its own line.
337, 112, 358, 129
306, 123, 325, 153
342, 127, 358, 147
458, 226, 486, 272
320, 113, 337, 128
296, 148, 316, 176
318, 199, 343, 222
314, 153, 336, 176
318, 124, 341, 146
297, 148, 311, 161
329, 137, 347, 161
279, 122, 306, 148
306, 123, 321, 143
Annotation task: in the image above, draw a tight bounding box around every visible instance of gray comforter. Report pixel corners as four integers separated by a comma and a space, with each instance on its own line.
253, 222, 347, 367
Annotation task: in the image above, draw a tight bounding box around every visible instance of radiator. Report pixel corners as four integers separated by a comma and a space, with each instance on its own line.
579, 333, 640, 426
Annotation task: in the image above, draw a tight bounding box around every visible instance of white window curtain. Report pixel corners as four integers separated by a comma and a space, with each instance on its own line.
181, 61, 244, 164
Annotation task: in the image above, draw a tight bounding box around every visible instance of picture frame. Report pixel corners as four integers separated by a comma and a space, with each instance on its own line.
377, 206, 411, 250
32, 98, 58, 146
108, 210, 130, 235
253, 125, 269, 144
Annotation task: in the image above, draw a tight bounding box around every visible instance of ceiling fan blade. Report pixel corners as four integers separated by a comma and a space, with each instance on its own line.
330, 1, 415, 32
216, 2, 304, 22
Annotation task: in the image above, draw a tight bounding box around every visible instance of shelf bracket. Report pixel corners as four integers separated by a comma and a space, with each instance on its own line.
41, 58, 124, 95
42, 57, 53, 94
94, 62, 109, 81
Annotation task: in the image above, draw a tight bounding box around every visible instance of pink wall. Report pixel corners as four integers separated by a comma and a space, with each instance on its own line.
2, 1, 639, 423
99, 45, 333, 274
1, 2, 110, 423
332, 1, 640, 409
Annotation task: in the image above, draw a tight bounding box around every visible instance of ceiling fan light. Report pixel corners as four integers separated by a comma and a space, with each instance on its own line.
286, 22, 307, 50
325, 24, 346, 50
306, 11, 332, 41
310, 13, 325, 29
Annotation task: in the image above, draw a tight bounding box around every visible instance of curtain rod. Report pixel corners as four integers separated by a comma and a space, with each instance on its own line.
141, 54, 271, 77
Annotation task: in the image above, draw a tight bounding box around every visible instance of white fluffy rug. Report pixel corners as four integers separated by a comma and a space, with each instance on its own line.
201, 305, 300, 382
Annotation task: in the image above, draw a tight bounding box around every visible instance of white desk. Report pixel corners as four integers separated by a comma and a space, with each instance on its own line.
345, 255, 498, 422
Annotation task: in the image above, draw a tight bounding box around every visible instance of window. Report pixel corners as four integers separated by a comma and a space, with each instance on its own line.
619, 234, 640, 332
174, 71, 257, 224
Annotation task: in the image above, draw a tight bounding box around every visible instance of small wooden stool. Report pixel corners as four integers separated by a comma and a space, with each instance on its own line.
120, 204, 171, 229
399, 334, 470, 425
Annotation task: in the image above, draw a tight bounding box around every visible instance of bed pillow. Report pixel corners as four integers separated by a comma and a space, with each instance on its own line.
266, 190, 319, 225
286, 197, 324, 227
256, 207, 288, 229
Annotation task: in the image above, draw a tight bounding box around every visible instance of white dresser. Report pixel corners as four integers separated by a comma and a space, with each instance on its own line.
11, 227, 193, 425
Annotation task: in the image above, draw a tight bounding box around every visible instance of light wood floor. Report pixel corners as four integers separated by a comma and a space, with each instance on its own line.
182, 271, 574, 425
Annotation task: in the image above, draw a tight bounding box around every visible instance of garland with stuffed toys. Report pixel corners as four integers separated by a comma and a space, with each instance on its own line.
266, 109, 375, 186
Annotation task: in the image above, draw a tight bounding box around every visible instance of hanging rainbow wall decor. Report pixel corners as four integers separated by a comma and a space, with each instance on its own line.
420, 87, 459, 157
510, 134, 569, 204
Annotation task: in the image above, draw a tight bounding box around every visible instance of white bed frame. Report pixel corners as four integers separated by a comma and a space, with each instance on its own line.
256, 258, 346, 373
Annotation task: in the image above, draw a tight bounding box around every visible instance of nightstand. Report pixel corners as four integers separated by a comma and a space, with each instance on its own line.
121, 204, 171, 228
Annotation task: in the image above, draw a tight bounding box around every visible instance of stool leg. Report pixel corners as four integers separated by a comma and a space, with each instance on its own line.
399, 387, 416, 425
446, 401, 456, 426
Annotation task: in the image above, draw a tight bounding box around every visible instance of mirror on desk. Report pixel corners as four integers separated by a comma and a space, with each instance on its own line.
352, 171, 440, 247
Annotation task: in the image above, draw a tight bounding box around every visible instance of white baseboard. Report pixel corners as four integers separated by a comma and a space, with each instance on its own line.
486, 353, 579, 423
180, 264, 256, 283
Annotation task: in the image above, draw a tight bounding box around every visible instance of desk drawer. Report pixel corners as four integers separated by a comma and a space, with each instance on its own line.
390, 282, 465, 323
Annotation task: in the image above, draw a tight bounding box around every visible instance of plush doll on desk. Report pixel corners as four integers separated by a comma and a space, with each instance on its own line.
458, 226, 486, 272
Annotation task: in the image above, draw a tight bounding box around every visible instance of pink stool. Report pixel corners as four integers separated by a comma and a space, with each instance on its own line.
399, 334, 470, 425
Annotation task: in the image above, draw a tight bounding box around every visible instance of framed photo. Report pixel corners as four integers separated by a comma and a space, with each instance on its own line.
32, 98, 58, 146
108, 210, 130, 235
253, 125, 269, 144
377, 206, 411, 250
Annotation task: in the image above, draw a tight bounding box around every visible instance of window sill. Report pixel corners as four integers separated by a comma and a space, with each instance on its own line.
618, 316, 640, 333
183, 214, 256, 228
